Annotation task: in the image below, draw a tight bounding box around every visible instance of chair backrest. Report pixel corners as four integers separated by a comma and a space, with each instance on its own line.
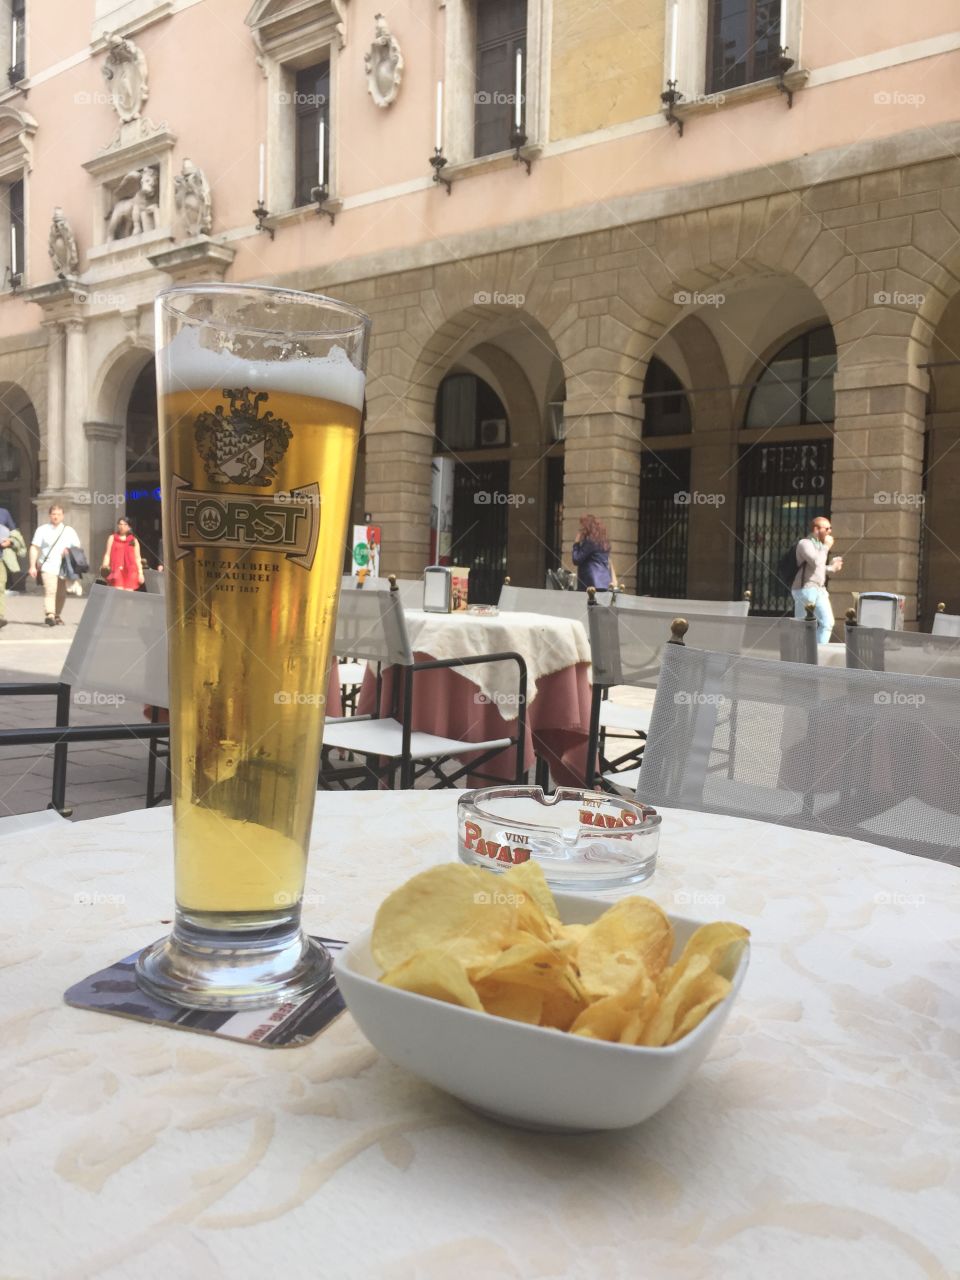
636, 643, 960, 863
499, 584, 589, 623
333, 584, 412, 666
143, 568, 165, 594
339, 574, 424, 609
616, 594, 750, 618
846, 625, 960, 679
60, 584, 168, 707
589, 607, 815, 691
932, 612, 960, 638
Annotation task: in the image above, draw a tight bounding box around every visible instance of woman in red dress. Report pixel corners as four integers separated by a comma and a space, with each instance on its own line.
101, 517, 144, 591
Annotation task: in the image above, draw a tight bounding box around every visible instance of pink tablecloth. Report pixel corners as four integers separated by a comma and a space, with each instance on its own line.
357, 656, 592, 786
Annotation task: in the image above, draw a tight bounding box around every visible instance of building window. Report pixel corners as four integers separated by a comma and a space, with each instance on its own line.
294, 61, 330, 207
706, 0, 780, 95
474, 0, 527, 158
8, 0, 24, 83
435, 373, 510, 451
745, 326, 836, 429
642, 357, 692, 436
5, 177, 23, 287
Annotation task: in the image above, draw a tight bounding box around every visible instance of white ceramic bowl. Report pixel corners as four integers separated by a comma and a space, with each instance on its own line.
334, 891, 749, 1132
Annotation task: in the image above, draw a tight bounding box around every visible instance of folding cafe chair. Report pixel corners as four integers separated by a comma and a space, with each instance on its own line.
931, 606, 960, 638
846, 619, 960, 680
587, 600, 817, 794
320, 587, 527, 789
636, 643, 960, 866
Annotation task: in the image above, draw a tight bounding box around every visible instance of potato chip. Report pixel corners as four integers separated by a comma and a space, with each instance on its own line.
641, 956, 718, 1046
570, 973, 658, 1043
665, 973, 731, 1044
478, 981, 543, 1025
658, 922, 749, 993
372, 867, 747, 1049
501, 860, 559, 920
381, 949, 484, 1011
576, 898, 673, 998
372, 864, 518, 972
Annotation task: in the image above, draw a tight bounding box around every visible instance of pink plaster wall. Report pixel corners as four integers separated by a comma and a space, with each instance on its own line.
1, 0, 958, 345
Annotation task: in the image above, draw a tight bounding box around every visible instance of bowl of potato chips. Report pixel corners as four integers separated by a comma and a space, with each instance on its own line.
334, 862, 749, 1132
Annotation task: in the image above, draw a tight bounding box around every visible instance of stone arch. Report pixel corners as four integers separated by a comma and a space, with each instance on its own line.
88, 341, 155, 429
0, 380, 39, 530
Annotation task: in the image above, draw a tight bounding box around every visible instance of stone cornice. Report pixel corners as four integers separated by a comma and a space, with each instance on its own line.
268, 119, 960, 295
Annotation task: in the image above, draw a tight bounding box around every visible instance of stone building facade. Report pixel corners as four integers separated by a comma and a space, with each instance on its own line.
0, 0, 957, 622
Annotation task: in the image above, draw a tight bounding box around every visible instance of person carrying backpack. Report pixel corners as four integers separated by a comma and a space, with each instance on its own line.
0, 504, 26, 631
784, 515, 844, 644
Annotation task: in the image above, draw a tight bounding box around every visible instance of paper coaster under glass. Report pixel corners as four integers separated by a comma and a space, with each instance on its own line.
65, 937, 346, 1049
458, 787, 660, 890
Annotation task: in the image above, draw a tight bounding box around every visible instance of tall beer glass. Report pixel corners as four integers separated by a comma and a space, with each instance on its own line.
136, 285, 369, 1008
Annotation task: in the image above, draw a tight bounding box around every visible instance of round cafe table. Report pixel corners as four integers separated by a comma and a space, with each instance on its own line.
3, 792, 958, 1279
357, 608, 593, 786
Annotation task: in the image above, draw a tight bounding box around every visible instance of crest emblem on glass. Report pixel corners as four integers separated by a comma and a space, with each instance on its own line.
136, 285, 370, 1009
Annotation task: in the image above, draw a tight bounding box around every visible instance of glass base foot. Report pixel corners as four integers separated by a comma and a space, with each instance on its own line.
135, 918, 332, 1011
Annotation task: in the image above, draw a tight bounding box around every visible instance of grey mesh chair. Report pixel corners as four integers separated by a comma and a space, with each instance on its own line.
339, 573, 424, 609
321, 587, 527, 789
636, 644, 960, 866
498, 583, 590, 623
932, 612, 960, 638
586, 604, 817, 793
846, 625, 960, 680
0, 585, 170, 812
615, 595, 751, 618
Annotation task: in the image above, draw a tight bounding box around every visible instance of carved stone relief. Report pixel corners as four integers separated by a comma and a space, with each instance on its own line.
105, 166, 161, 240
364, 14, 403, 108
48, 208, 80, 277
173, 157, 212, 237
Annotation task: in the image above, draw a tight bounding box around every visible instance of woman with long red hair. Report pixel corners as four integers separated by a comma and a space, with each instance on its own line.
571, 513, 616, 592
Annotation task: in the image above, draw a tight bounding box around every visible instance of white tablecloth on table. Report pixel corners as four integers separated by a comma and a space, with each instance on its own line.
818, 642, 847, 668
3, 794, 959, 1279
403, 609, 591, 718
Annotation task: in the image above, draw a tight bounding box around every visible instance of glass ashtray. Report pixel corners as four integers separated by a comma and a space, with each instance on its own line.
458, 786, 660, 890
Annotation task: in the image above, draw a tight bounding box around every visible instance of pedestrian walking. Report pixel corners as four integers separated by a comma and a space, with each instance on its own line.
28, 504, 82, 626
571, 514, 617, 592
789, 514, 844, 644
101, 517, 145, 591
0, 504, 26, 630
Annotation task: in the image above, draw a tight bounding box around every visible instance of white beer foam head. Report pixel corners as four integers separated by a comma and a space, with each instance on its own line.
160, 322, 365, 410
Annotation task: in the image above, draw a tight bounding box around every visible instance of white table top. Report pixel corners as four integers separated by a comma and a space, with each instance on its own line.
402, 609, 591, 715
4, 794, 959, 1279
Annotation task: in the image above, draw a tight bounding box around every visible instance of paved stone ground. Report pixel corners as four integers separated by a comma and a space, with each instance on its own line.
0, 585, 653, 822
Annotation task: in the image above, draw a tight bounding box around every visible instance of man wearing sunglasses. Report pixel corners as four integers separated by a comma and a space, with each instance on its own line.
792, 515, 843, 643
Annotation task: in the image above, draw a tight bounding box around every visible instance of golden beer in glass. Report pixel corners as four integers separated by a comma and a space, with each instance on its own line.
136, 286, 369, 1008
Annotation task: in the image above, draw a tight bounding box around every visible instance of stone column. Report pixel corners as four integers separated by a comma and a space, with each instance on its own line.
62, 318, 89, 494
562, 393, 642, 590
42, 321, 65, 492
830, 360, 927, 627
84, 421, 125, 565
363, 423, 433, 577
686, 385, 738, 599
